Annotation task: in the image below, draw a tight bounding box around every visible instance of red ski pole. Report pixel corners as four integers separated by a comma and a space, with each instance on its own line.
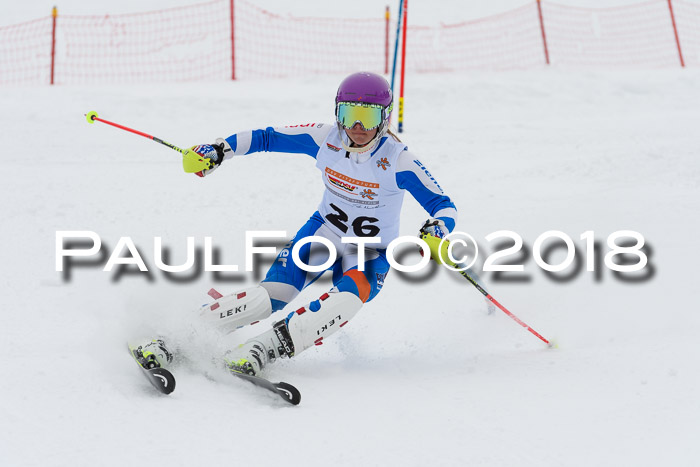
84, 110, 211, 174
458, 268, 554, 347
421, 233, 554, 348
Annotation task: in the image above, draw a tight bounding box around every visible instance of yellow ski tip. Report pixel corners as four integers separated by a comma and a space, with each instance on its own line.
85, 111, 98, 124
182, 148, 212, 174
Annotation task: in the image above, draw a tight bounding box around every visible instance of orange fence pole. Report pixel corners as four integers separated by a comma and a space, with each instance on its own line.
50, 6, 57, 84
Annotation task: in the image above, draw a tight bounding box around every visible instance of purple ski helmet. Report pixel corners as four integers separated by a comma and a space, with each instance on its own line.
335, 71, 393, 108
335, 72, 393, 152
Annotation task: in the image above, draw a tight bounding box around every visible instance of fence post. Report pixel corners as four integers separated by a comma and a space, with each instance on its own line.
385, 6, 390, 74
667, 0, 685, 67
50, 6, 57, 85
230, 0, 236, 80
536, 0, 550, 65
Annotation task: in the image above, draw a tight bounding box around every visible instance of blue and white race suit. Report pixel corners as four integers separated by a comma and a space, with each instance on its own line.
218, 123, 458, 311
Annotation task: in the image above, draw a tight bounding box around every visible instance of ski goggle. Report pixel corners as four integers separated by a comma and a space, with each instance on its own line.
336, 102, 386, 131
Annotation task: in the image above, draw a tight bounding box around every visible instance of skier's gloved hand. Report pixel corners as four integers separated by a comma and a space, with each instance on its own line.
419, 218, 447, 239
419, 218, 450, 265
191, 138, 230, 177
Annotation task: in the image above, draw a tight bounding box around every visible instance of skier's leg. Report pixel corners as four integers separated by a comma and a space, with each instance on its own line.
225, 250, 390, 376
198, 212, 330, 332
285, 250, 389, 351
197, 285, 274, 332
285, 249, 389, 352
334, 246, 389, 304
132, 214, 335, 369
260, 211, 333, 310
224, 290, 364, 375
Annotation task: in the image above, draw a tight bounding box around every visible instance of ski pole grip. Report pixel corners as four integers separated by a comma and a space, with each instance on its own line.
182, 148, 213, 174
420, 233, 454, 266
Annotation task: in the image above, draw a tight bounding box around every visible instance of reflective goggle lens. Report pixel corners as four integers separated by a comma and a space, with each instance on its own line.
336, 102, 384, 130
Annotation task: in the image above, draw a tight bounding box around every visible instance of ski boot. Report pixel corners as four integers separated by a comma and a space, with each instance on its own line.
225, 290, 363, 376
224, 320, 295, 377
130, 338, 173, 370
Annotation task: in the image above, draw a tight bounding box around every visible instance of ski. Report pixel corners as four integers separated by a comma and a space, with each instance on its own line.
230, 371, 301, 405
127, 340, 299, 404
128, 344, 176, 395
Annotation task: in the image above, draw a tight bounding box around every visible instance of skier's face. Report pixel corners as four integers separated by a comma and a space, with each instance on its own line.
345, 122, 378, 147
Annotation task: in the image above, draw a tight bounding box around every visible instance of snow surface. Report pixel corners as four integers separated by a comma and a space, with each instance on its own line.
1, 69, 699, 467
2, 2, 700, 467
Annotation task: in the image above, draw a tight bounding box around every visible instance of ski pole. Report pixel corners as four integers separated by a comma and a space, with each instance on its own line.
421, 233, 554, 348
84, 110, 212, 174
458, 268, 553, 348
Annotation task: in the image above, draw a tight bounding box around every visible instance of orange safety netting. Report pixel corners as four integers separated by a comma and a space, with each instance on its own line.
0, 0, 696, 85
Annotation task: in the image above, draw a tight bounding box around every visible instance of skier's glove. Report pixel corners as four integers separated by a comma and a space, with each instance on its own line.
419, 218, 450, 264
191, 138, 230, 177
419, 218, 447, 239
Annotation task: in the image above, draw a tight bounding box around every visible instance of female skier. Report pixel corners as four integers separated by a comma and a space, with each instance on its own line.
140, 72, 457, 377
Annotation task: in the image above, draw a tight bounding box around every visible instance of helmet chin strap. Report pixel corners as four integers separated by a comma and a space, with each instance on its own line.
336, 122, 387, 154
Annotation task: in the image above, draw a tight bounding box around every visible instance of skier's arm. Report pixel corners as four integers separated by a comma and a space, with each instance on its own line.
193, 124, 332, 177
225, 124, 331, 159
395, 151, 458, 232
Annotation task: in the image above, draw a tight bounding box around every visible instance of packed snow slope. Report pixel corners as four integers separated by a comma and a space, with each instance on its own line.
1, 69, 699, 467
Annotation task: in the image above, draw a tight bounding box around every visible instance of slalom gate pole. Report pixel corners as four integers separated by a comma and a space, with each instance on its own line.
458, 268, 553, 347
230, 0, 236, 79
84, 111, 211, 173
384, 6, 390, 74
389, 0, 404, 110
397, 0, 407, 133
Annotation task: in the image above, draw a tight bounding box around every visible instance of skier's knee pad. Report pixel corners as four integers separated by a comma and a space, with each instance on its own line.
335, 269, 372, 303
284, 291, 363, 355
199, 285, 273, 333
334, 264, 388, 303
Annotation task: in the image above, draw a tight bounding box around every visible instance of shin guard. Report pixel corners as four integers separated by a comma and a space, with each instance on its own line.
285, 291, 363, 354
199, 285, 272, 333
